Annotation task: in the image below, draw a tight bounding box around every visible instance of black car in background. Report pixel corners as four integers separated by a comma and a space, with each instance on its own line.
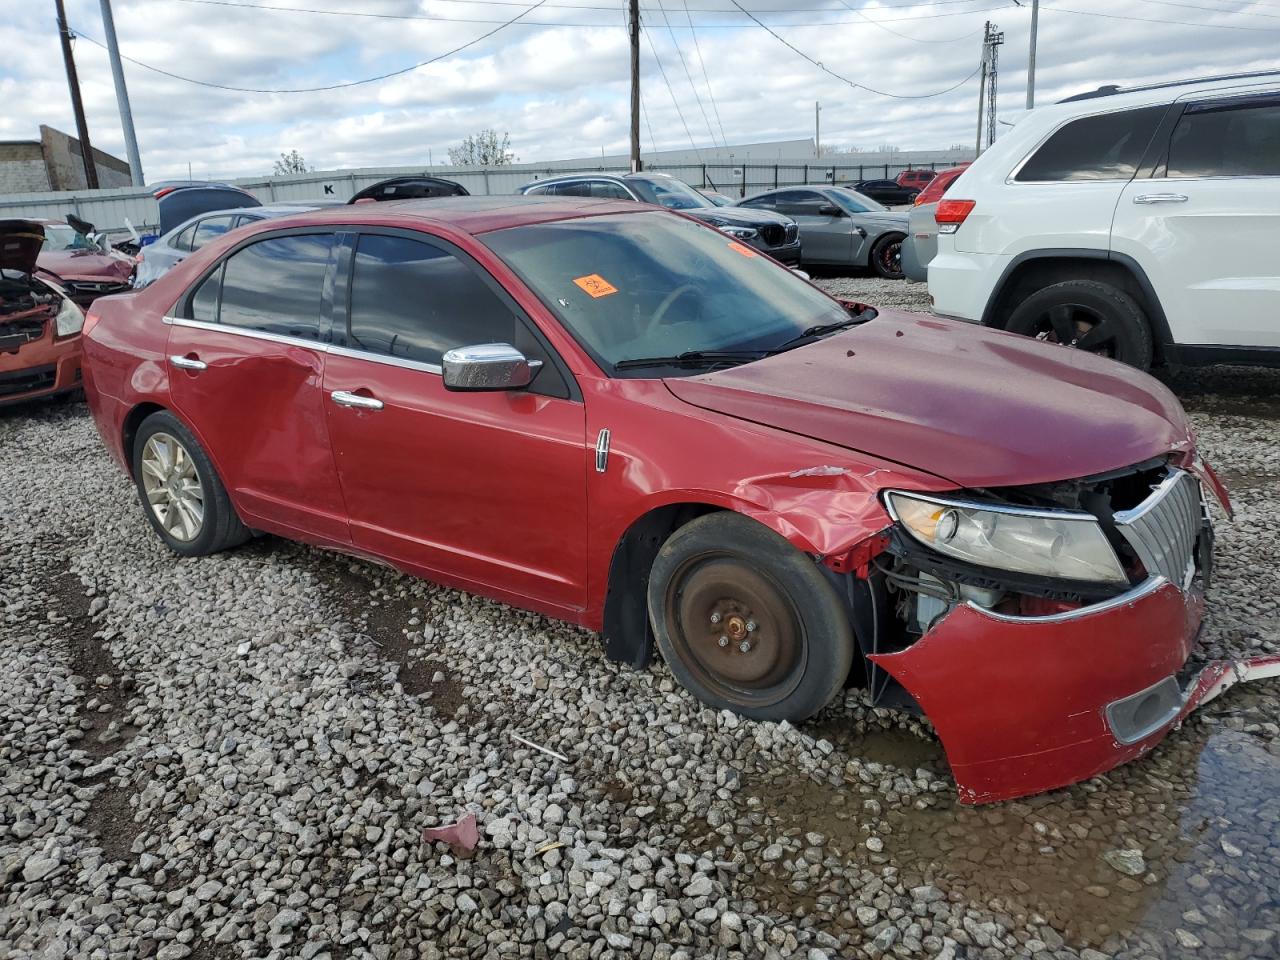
350, 176, 470, 202
517, 172, 801, 264
846, 179, 920, 206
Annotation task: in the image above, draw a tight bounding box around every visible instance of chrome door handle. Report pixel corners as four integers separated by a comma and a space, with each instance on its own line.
330, 390, 383, 411
1132, 193, 1188, 204
169, 355, 207, 371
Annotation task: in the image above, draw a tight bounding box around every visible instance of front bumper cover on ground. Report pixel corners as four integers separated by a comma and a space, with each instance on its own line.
869, 577, 1279, 804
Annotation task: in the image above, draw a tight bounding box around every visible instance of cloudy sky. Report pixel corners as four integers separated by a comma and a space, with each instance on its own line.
1, 0, 1277, 181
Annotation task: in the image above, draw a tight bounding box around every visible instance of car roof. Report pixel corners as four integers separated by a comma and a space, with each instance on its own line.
226, 195, 649, 236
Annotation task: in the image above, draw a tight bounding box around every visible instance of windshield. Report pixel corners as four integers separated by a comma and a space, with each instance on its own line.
627, 176, 713, 211
481, 212, 851, 376
832, 190, 887, 214
42, 225, 105, 253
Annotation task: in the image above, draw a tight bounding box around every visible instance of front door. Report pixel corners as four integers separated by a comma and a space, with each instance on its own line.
1111, 91, 1280, 348
322, 231, 589, 614
772, 190, 853, 264
166, 231, 350, 544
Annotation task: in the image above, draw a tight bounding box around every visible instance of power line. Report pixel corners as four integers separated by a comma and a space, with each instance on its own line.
1133, 0, 1280, 20
642, 26, 704, 158
655, 4, 722, 147
727, 0, 985, 97
682, 0, 729, 147
834, 0, 983, 41
1041, 2, 1280, 29
72, 0, 553, 93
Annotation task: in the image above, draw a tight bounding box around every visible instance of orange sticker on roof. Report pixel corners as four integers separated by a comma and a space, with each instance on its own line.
573, 274, 619, 298
728, 241, 758, 257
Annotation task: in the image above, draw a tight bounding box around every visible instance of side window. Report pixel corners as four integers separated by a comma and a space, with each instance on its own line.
554, 181, 593, 198
218, 233, 333, 340
348, 234, 515, 366
192, 216, 235, 250
1015, 106, 1165, 182
172, 223, 198, 252
187, 265, 222, 323
232, 214, 262, 228
589, 181, 632, 200
739, 195, 775, 209
523, 182, 553, 196
773, 190, 826, 217
1166, 98, 1280, 178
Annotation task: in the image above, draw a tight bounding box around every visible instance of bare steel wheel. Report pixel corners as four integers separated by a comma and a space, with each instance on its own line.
648, 512, 855, 721
131, 410, 250, 557
140, 432, 205, 542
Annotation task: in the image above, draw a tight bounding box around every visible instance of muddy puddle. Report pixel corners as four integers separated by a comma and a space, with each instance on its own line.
747, 717, 1280, 954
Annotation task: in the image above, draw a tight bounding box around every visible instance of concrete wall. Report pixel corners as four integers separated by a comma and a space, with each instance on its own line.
38, 126, 133, 191
0, 141, 53, 194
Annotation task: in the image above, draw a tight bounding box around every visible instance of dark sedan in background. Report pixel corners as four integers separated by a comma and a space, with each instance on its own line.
736, 186, 908, 278
846, 179, 920, 206
518, 172, 801, 264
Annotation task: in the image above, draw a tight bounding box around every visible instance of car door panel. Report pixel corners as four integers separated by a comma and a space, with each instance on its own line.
775, 191, 852, 264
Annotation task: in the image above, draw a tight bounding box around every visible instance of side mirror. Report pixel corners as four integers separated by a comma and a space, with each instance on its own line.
442, 342, 542, 391
818, 204, 844, 217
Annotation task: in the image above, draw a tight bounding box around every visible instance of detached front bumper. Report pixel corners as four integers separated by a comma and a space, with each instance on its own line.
869, 577, 1277, 804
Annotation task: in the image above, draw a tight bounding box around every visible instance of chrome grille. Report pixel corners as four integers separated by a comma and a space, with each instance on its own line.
1114, 469, 1202, 588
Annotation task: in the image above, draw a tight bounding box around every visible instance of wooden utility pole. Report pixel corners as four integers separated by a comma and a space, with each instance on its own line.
54, 0, 99, 189
629, 0, 641, 172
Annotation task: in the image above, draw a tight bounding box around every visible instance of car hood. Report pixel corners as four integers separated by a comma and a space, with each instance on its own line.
663, 310, 1193, 489
0, 219, 46, 274
35, 248, 134, 282
857, 211, 909, 228
687, 207, 793, 228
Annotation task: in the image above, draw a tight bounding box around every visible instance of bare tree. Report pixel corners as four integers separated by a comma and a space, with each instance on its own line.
273, 150, 311, 175
447, 130, 516, 167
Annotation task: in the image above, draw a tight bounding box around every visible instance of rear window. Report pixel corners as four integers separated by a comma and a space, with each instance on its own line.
1015, 106, 1165, 182
1165, 97, 1280, 178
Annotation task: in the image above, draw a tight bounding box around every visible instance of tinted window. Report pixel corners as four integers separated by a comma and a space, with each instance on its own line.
772, 190, 828, 217
347, 234, 514, 366
172, 224, 198, 252
590, 181, 632, 200
192, 216, 235, 250
218, 234, 333, 340
189, 265, 221, 323
1016, 106, 1165, 182
554, 181, 593, 198
739, 195, 776, 209
1166, 98, 1280, 178
523, 182, 553, 195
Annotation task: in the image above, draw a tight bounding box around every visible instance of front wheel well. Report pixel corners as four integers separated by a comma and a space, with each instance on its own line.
984, 256, 1170, 358
601, 503, 723, 668
121, 402, 167, 478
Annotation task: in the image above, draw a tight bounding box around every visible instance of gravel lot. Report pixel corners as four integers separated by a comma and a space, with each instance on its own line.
2, 275, 1278, 960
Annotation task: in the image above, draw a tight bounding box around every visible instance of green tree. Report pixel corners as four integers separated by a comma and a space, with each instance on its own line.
447, 130, 516, 167
273, 150, 311, 175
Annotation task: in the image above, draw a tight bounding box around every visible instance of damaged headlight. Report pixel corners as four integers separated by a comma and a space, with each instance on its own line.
54, 295, 85, 338
884, 491, 1128, 585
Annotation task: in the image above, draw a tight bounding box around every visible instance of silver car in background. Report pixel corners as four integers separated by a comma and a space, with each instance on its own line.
735, 186, 908, 278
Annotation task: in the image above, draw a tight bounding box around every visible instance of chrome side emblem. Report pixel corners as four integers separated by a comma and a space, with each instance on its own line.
595, 429, 611, 473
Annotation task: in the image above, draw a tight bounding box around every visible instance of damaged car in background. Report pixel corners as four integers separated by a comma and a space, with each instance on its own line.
1, 220, 86, 406
78, 197, 1279, 804
34, 215, 135, 308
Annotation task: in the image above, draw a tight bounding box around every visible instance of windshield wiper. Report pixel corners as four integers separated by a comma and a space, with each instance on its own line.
613, 349, 769, 371
770, 315, 870, 354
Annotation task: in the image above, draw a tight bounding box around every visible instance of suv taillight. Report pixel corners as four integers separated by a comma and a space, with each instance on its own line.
935, 199, 975, 234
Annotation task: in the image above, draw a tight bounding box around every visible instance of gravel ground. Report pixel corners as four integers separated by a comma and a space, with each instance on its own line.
2, 275, 1278, 960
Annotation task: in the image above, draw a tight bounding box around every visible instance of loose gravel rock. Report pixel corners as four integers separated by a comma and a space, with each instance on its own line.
1, 275, 1277, 959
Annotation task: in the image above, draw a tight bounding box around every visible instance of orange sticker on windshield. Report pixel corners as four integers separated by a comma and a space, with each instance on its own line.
573, 274, 618, 298
728, 241, 758, 257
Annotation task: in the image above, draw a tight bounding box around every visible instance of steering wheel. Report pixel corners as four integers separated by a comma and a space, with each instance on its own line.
648, 283, 699, 334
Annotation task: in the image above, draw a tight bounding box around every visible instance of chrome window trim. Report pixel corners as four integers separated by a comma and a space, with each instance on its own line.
965, 575, 1168, 623
326, 344, 442, 375
883, 489, 1098, 523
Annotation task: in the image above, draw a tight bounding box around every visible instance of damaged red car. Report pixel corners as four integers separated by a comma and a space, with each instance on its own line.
1, 220, 86, 406
79, 197, 1278, 803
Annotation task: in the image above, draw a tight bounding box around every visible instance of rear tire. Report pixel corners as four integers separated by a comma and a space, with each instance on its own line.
647, 512, 854, 722
870, 232, 906, 280
131, 411, 249, 557
1004, 279, 1154, 370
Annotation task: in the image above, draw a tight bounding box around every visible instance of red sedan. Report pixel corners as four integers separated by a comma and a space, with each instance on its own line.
80, 197, 1276, 803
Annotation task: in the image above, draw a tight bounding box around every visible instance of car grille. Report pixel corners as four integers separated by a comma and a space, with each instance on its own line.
759, 225, 785, 247
1114, 469, 1202, 589
0, 364, 57, 398
0, 318, 47, 353
66, 280, 130, 300
784, 223, 798, 243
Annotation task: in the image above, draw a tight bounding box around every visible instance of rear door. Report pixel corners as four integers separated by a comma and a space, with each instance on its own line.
166, 230, 350, 543
1112, 91, 1280, 348
322, 230, 588, 612
771, 189, 852, 264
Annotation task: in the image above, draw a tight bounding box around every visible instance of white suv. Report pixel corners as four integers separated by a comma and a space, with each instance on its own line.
928, 72, 1280, 370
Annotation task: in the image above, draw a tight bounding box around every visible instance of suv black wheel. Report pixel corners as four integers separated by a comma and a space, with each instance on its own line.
132, 410, 250, 557
870, 232, 906, 280
647, 512, 855, 722
1005, 279, 1154, 370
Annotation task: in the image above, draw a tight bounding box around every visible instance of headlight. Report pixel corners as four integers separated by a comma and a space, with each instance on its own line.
717, 225, 758, 240
54, 295, 85, 338
884, 491, 1127, 584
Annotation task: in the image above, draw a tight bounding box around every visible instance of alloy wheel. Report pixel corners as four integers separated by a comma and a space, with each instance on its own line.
140, 432, 205, 542
1035, 303, 1119, 357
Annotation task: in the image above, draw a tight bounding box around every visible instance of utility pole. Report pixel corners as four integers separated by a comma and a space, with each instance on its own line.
1026, 0, 1039, 109
54, 0, 99, 189
986, 23, 1003, 149
975, 25, 988, 157
99, 0, 144, 185
815, 101, 821, 157
629, 0, 641, 172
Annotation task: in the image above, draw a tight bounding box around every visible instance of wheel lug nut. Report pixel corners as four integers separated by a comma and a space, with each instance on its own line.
710, 612, 722, 624
718, 636, 728, 647
745, 620, 757, 632
738, 640, 751, 653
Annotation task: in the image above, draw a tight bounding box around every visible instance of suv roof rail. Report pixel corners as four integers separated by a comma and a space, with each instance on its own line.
1057, 69, 1280, 103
